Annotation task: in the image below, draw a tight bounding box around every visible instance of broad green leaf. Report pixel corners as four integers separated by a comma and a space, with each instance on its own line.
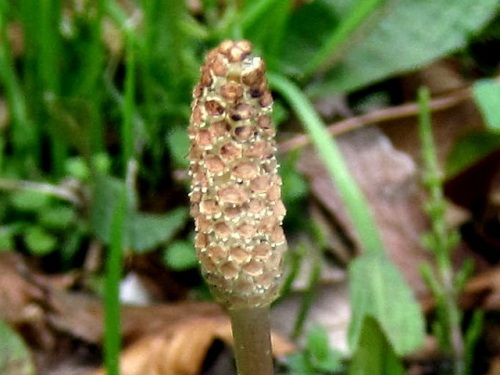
473, 80, 500, 131
0, 232, 13, 250
166, 125, 189, 169
280, 153, 308, 202
306, 325, 343, 372
348, 252, 425, 355
24, 226, 57, 255
348, 317, 405, 375
242, 0, 293, 63
0, 320, 35, 375
308, 0, 499, 95
279, 0, 340, 76
446, 131, 500, 178
286, 353, 316, 375
90, 175, 188, 251
163, 239, 197, 271
128, 208, 188, 252
0, 224, 21, 250
90, 174, 126, 244
39, 205, 76, 229
11, 190, 50, 212
65, 154, 111, 180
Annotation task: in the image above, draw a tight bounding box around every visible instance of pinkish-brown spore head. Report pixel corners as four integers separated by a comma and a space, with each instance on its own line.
188, 40, 287, 309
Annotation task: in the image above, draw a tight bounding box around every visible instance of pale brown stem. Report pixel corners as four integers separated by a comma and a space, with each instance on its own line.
229, 306, 274, 375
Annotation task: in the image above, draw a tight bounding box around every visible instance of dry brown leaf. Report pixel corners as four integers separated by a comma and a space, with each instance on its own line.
462, 268, 500, 311
89, 318, 230, 375
0, 252, 46, 324
382, 62, 484, 175
419, 267, 500, 315
88, 314, 294, 375
0, 252, 294, 375
487, 356, 500, 375
47, 291, 226, 345
298, 126, 431, 294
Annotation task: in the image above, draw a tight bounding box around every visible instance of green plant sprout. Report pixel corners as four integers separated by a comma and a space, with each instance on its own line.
418, 87, 482, 375
285, 324, 344, 375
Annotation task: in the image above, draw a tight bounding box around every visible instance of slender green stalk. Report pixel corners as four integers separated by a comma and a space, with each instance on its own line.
291, 255, 322, 339
38, 0, 66, 177
122, 31, 136, 173
0, 3, 35, 169
302, 0, 386, 78
19, 0, 42, 168
269, 73, 384, 254
104, 190, 127, 375
78, 1, 105, 155
229, 307, 274, 375
418, 87, 464, 375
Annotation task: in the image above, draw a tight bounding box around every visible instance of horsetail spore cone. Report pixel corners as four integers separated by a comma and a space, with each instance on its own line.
188, 40, 287, 309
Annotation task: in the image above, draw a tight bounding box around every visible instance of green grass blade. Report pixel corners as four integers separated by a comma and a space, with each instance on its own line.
269, 73, 384, 254
76, 1, 106, 154
0, 2, 36, 170
38, 0, 66, 177
104, 189, 127, 375
122, 33, 136, 172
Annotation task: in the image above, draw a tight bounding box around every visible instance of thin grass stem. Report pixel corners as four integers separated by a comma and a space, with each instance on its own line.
39, 0, 66, 177
122, 32, 136, 173
80, 1, 105, 155
0, 3, 35, 169
104, 190, 126, 375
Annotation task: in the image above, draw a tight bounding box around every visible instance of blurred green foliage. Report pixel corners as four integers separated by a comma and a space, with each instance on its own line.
0, 0, 499, 373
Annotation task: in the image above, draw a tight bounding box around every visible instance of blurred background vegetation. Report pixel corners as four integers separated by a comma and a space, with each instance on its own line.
0, 1, 499, 374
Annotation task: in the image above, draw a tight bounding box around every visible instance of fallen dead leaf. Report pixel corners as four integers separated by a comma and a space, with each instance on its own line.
383, 60, 484, 167
88, 317, 295, 375
47, 292, 227, 346
0, 252, 56, 349
0, 252, 46, 324
462, 268, 500, 311
0, 252, 295, 375
487, 356, 500, 375
298, 126, 431, 294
